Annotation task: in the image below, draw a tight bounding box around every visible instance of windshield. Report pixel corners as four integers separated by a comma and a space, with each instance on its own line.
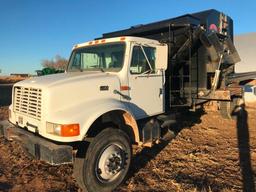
68, 42, 125, 72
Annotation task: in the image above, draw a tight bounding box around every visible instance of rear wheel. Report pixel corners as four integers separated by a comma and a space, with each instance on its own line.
74, 128, 131, 192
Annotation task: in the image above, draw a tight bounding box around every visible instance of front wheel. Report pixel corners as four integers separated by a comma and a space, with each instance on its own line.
74, 128, 131, 192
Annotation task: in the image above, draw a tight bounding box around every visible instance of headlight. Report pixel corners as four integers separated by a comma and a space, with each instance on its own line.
46, 122, 80, 137
46, 122, 61, 135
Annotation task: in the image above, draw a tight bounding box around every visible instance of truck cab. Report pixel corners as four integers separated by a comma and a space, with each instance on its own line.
69, 36, 168, 120
9, 36, 168, 143
7, 36, 169, 192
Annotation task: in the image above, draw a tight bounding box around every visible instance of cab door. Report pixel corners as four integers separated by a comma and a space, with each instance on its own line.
127, 43, 164, 119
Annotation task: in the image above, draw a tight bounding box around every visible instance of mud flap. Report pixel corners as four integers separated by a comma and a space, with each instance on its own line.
220, 98, 240, 120
141, 119, 161, 145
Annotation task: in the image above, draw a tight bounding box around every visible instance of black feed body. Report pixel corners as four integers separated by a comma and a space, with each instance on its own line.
101, 9, 241, 112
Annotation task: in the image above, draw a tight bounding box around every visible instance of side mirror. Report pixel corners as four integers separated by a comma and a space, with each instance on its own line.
156, 44, 168, 71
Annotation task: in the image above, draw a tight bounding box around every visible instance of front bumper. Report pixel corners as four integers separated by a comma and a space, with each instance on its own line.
0, 120, 73, 165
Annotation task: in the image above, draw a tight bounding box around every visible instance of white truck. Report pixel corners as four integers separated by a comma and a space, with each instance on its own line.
0, 9, 242, 192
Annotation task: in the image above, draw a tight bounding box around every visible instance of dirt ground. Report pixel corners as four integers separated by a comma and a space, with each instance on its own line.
119, 106, 256, 192
0, 104, 255, 192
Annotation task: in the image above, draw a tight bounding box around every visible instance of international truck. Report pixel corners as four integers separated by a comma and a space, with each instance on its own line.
0, 9, 242, 192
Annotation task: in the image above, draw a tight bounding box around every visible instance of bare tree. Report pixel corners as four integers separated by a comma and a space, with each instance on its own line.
41, 55, 68, 70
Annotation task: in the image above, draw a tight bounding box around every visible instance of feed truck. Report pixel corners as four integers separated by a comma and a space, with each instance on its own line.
0, 9, 241, 192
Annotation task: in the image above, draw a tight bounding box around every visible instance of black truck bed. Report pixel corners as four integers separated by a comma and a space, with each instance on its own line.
101, 9, 240, 110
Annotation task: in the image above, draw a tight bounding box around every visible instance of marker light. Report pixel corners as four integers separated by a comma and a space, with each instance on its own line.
120, 85, 130, 91
120, 37, 126, 41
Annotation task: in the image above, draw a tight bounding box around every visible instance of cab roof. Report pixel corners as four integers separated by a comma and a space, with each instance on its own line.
73, 36, 161, 50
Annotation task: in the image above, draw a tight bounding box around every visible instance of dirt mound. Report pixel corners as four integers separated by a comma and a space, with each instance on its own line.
0, 107, 255, 191
0, 76, 26, 84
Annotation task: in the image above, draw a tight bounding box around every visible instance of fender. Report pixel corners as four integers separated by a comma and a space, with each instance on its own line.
79, 98, 140, 142
45, 98, 140, 143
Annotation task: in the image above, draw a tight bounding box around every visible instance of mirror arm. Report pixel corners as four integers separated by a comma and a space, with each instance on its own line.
139, 45, 153, 71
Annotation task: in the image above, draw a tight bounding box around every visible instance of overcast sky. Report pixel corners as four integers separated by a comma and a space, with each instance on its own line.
0, 0, 256, 75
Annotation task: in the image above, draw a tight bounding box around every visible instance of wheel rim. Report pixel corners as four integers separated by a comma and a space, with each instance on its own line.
95, 143, 127, 183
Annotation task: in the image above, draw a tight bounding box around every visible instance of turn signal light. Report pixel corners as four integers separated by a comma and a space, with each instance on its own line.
61, 124, 80, 137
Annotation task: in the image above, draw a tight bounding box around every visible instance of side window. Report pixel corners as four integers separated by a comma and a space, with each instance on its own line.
130, 46, 156, 74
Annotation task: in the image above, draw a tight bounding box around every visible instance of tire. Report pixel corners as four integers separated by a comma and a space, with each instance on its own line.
74, 128, 131, 192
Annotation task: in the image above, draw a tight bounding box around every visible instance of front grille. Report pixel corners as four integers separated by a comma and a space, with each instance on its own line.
14, 86, 42, 120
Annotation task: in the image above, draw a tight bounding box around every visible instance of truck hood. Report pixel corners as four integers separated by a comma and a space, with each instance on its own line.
15, 71, 115, 89
9, 70, 124, 142
13, 71, 122, 118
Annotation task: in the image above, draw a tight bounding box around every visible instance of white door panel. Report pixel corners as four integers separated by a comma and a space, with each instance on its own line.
129, 74, 163, 119
126, 43, 164, 119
